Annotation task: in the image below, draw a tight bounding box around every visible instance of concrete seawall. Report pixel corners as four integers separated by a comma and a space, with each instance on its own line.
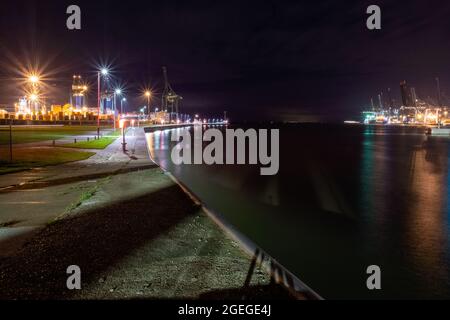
143, 127, 322, 300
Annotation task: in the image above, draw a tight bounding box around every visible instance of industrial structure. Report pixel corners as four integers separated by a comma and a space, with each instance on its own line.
363, 79, 449, 126
162, 66, 182, 122
0, 66, 231, 126
70, 75, 88, 109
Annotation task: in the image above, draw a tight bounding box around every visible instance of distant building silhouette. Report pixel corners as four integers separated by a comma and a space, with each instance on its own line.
400, 80, 413, 107
410, 87, 417, 107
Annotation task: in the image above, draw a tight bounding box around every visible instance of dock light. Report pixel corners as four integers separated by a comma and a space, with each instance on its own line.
29, 75, 39, 84
144, 90, 152, 117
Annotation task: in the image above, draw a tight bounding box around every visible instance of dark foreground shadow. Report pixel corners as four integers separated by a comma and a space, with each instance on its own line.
0, 182, 295, 300
0, 184, 197, 299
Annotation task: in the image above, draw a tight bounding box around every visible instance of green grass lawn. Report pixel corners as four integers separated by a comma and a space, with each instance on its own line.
0, 147, 95, 175
61, 130, 121, 149
62, 136, 118, 149
0, 126, 110, 145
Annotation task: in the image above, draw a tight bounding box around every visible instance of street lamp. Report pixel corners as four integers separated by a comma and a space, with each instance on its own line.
28, 75, 39, 84
119, 118, 127, 152
121, 97, 126, 114
97, 68, 109, 138
113, 88, 122, 130
145, 90, 152, 119
29, 94, 38, 114
27, 73, 41, 114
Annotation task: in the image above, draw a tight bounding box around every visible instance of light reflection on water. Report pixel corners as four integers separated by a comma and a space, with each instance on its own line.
146, 124, 450, 299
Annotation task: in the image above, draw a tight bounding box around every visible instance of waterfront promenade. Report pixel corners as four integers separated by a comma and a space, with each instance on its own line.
0, 127, 292, 299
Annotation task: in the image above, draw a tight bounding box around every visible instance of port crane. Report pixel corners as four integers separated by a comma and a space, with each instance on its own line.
162, 66, 182, 122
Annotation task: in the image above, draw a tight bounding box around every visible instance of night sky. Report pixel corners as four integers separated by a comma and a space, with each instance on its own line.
1, 0, 450, 121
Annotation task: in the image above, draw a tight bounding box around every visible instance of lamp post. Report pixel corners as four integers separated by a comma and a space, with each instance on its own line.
98, 68, 108, 138
121, 97, 126, 114
27, 74, 40, 115
29, 94, 38, 116
119, 119, 126, 152
9, 116, 13, 162
145, 90, 152, 121
114, 89, 122, 130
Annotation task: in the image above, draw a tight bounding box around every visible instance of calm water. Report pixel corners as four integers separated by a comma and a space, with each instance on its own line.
146, 124, 450, 299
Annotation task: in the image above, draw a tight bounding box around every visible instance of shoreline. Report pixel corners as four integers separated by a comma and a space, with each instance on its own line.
144, 126, 321, 300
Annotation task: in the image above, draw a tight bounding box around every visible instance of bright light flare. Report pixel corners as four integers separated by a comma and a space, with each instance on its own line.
28, 75, 40, 84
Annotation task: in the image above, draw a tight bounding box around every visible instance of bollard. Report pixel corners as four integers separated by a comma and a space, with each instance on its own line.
87, 137, 90, 142
52, 140, 55, 147
74, 138, 77, 144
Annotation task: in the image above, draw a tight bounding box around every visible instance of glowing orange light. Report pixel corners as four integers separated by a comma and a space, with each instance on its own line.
28, 75, 39, 84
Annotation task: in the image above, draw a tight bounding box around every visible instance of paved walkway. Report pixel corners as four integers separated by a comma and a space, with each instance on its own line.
0, 127, 294, 299
0, 127, 154, 255
0, 127, 150, 189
